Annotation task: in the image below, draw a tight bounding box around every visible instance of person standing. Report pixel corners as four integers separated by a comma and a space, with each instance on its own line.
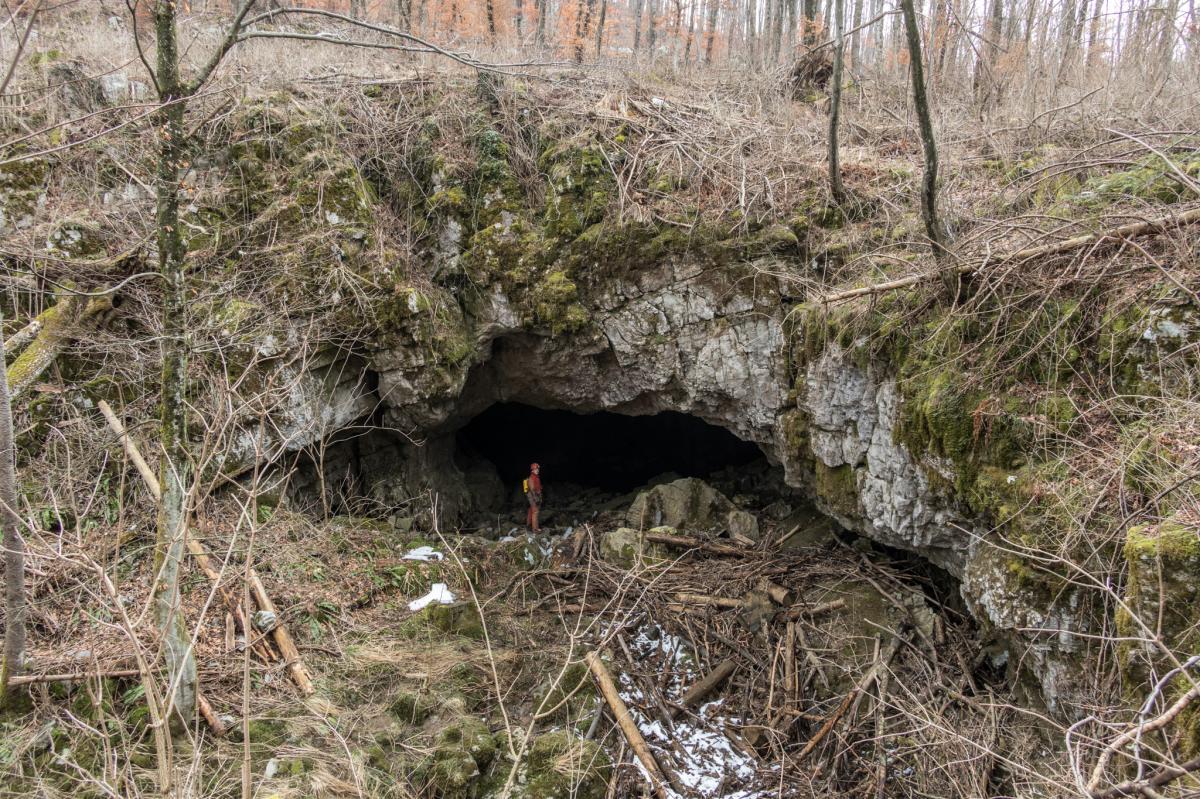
525, 463, 543, 533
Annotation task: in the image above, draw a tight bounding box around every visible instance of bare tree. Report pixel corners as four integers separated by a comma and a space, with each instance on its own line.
704, 0, 720, 62
595, 0, 609, 54
829, 0, 847, 204
575, 0, 596, 61
899, 0, 948, 261
0, 315, 24, 708
0, 0, 39, 712
633, 0, 648, 55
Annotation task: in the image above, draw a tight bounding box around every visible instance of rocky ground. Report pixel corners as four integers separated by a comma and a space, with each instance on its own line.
3, 470, 1055, 798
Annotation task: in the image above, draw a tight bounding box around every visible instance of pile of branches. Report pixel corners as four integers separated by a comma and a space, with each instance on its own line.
510, 526, 1057, 798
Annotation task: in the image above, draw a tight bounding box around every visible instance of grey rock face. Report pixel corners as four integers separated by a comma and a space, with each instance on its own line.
260, 254, 1081, 711
800, 344, 968, 573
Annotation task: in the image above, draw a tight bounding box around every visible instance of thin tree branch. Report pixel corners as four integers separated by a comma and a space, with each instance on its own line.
186, 0, 260, 95
0, 0, 40, 98
124, 0, 161, 95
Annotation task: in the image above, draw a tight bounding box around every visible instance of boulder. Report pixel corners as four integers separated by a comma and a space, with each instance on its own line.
599, 527, 667, 567
625, 477, 758, 539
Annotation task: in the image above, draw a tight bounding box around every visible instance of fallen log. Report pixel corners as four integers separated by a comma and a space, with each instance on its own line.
9, 668, 141, 686
585, 650, 673, 799
248, 569, 316, 696
758, 578, 794, 606
818, 205, 1200, 305
7, 292, 114, 399
3, 316, 42, 358
197, 692, 227, 737
644, 530, 745, 556
98, 401, 275, 664
673, 592, 747, 609
671, 658, 737, 717
98, 400, 159, 498
796, 634, 902, 763
779, 598, 846, 620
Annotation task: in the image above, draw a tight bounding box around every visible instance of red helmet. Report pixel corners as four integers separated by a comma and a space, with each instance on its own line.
530, 463, 540, 470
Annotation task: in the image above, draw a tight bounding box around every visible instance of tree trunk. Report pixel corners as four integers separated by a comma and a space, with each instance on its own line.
1058, 0, 1079, 73
787, 0, 799, 52
536, 0, 548, 47
633, 0, 647, 55
575, 0, 595, 61
899, 0, 947, 260
829, 0, 846, 204
486, 0, 496, 39
704, 0, 720, 62
595, 0, 609, 54
0, 309, 24, 709
683, 0, 697, 62
153, 0, 198, 728
802, 0, 818, 43
849, 0, 864, 66
397, 0, 413, 29
515, 0, 524, 40
974, 0, 1003, 105
1086, 0, 1103, 65
744, 0, 753, 59
648, 0, 661, 57
772, 0, 786, 61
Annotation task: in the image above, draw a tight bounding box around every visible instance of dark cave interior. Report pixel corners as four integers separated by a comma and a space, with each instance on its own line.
455, 402, 765, 493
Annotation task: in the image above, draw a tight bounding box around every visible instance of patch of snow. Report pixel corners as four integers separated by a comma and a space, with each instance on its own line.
407, 583, 455, 611
402, 545, 444, 562
615, 623, 772, 798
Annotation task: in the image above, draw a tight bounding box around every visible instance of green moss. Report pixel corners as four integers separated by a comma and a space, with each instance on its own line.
898, 369, 980, 464
430, 185, 470, 213
45, 217, 106, 258
813, 462, 858, 518
426, 716, 498, 797
228, 717, 289, 745
507, 730, 611, 799
531, 271, 589, 334
399, 601, 485, 640
539, 141, 615, 240
534, 660, 595, 721
0, 154, 49, 231
1124, 520, 1200, 563
390, 690, 435, 725
737, 223, 801, 257
1121, 517, 1200, 702
1074, 153, 1200, 207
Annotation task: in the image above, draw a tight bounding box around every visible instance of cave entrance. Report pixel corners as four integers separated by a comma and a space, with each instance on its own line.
457, 403, 764, 493
455, 403, 767, 520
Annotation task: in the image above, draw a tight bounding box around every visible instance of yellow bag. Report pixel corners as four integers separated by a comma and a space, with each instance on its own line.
522, 479, 529, 494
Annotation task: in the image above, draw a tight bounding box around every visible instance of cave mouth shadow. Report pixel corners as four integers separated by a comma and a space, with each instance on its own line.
455, 402, 766, 496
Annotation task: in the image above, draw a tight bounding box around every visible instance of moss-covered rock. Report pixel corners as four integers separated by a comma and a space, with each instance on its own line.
45, 216, 106, 258
1074, 153, 1200, 207
500, 729, 611, 799
427, 716, 499, 797
0, 153, 49, 231
1100, 291, 1199, 398
1119, 517, 1200, 687
400, 601, 486, 640
598, 527, 666, 567
390, 689, 437, 725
